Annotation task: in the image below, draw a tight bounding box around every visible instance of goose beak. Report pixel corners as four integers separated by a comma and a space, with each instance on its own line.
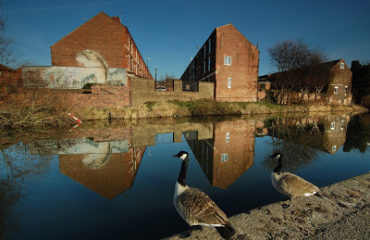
172, 154, 178, 158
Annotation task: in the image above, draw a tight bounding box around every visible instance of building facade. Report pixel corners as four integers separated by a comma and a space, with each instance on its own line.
51, 12, 152, 79
181, 24, 259, 102
0, 64, 22, 95
258, 59, 352, 105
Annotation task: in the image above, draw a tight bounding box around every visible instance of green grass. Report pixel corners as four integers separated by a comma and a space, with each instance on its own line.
145, 101, 156, 111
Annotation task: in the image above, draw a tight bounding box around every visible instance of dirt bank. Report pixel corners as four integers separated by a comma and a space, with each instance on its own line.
165, 173, 370, 240
75, 101, 367, 121
0, 100, 367, 129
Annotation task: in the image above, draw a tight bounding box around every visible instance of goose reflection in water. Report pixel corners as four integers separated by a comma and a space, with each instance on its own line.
172, 151, 235, 239
270, 153, 321, 198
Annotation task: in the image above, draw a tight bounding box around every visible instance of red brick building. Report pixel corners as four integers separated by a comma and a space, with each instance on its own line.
0, 64, 22, 96
181, 24, 259, 102
51, 12, 152, 79
258, 59, 352, 105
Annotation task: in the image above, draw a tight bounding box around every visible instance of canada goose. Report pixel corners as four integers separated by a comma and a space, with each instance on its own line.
173, 151, 235, 239
270, 152, 320, 198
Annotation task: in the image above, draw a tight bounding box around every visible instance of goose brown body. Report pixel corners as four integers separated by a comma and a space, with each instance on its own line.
271, 172, 320, 198
174, 184, 229, 226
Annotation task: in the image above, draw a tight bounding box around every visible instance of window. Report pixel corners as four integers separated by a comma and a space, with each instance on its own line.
344, 86, 348, 96
331, 122, 335, 130
221, 154, 228, 162
208, 56, 211, 72
225, 132, 230, 143
334, 86, 339, 94
203, 45, 206, 59
228, 77, 232, 89
332, 145, 337, 152
259, 83, 266, 91
203, 61, 206, 74
208, 38, 211, 54
341, 120, 344, 130
224, 56, 231, 65
340, 63, 344, 69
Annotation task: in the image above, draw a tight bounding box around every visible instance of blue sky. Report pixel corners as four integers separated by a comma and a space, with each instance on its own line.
3, 0, 370, 78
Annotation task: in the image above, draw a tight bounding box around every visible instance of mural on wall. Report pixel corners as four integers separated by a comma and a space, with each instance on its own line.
23, 66, 127, 89
22, 49, 128, 89
76, 49, 108, 84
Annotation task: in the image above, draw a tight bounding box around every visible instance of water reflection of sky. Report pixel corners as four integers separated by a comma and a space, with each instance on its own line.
1, 114, 369, 240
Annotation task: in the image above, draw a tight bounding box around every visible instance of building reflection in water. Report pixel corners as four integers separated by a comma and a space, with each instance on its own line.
25, 114, 351, 198
185, 119, 256, 189
28, 136, 145, 200
265, 114, 349, 154
263, 114, 351, 172
323, 114, 350, 154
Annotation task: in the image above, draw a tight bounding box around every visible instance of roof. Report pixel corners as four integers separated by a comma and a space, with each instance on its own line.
258, 59, 343, 81
0, 64, 14, 71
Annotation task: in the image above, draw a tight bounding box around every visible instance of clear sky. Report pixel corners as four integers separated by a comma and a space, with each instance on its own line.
3, 0, 370, 78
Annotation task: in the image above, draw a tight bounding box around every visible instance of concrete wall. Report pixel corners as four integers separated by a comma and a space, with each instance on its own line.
22, 66, 127, 89
130, 78, 214, 106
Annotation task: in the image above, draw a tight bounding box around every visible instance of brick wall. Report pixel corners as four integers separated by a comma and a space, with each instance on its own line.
51, 12, 152, 79
51, 13, 125, 68
180, 24, 259, 102
327, 60, 352, 105
4, 85, 131, 110
0, 68, 23, 97
215, 24, 259, 102
130, 78, 214, 106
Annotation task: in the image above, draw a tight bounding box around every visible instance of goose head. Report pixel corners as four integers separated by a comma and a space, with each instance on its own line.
173, 151, 189, 160
270, 152, 282, 161
270, 152, 283, 173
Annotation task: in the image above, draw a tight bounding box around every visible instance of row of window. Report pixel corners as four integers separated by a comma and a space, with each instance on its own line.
330, 120, 345, 131
333, 85, 349, 95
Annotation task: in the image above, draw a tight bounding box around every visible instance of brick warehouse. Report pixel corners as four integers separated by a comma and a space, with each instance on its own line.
181, 24, 259, 102
51, 12, 152, 79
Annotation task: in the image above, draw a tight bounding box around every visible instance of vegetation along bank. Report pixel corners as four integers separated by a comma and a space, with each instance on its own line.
0, 99, 367, 130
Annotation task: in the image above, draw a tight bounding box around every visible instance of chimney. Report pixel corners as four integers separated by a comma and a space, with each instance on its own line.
112, 16, 121, 23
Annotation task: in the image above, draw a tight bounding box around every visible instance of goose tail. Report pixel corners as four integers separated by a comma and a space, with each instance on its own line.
216, 223, 235, 239
314, 191, 330, 200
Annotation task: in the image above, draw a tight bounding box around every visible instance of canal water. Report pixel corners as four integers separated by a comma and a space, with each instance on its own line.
0, 113, 369, 239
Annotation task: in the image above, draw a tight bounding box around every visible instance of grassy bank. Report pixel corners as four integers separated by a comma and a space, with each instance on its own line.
75, 100, 367, 121
0, 106, 75, 130
0, 100, 367, 129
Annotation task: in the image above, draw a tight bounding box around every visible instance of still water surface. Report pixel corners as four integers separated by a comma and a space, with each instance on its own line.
0, 113, 369, 239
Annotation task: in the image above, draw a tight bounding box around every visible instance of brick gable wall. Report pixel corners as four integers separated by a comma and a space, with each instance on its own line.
50, 12, 152, 79
51, 13, 126, 68
215, 24, 259, 102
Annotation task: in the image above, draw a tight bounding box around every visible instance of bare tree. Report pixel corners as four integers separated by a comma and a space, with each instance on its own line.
268, 40, 326, 104
0, 1, 16, 66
